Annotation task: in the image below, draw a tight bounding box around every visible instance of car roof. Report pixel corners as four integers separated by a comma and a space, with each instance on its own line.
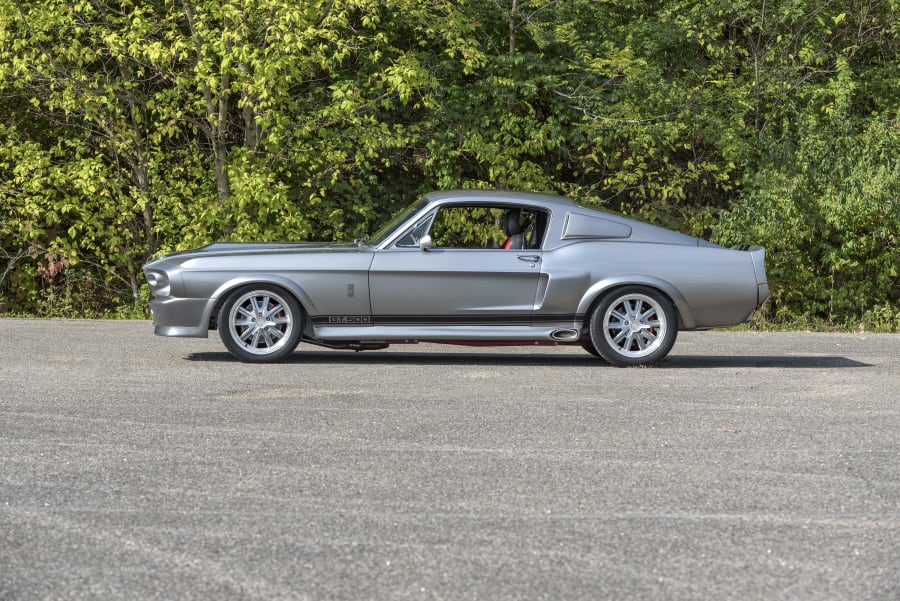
420, 189, 707, 249
423, 189, 579, 211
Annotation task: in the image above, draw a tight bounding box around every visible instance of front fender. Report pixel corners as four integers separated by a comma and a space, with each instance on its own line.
575, 276, 696, 330
206, 275, 320, 321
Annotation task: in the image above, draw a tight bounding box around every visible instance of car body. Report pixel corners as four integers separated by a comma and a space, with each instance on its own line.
143, 190, 769, 366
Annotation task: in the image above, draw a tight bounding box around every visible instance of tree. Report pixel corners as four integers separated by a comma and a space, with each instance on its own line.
0, 0, 897, 327
0, 0, 484, 313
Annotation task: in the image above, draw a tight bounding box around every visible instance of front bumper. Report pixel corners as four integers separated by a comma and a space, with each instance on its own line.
149, 296, 216, 338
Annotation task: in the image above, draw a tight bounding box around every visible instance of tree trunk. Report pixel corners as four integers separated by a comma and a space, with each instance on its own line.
509, 0, 518, 56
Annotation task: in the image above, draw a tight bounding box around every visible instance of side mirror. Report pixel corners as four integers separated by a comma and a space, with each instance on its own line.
419, 235, 432, 252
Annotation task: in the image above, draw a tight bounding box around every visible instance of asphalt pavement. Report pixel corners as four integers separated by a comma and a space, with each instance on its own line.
0, 319, 898, 600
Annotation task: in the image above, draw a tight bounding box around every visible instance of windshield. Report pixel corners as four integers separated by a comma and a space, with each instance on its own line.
366, 197, 429, 247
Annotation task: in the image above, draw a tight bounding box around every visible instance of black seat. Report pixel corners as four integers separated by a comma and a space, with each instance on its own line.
503, 209, 525, 250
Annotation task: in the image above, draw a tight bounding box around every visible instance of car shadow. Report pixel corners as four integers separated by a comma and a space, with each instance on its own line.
662, 355, 871, 369
187, 350, 596, 367
186, 351, 872, 369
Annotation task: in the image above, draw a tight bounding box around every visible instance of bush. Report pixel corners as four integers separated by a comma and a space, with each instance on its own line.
713, 116, 899, 330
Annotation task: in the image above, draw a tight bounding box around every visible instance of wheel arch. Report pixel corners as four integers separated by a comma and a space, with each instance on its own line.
576, 276, 695, 330
206, 276, 316, 330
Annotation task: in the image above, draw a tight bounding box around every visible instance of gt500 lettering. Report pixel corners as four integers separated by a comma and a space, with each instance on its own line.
328, 315, 371, 324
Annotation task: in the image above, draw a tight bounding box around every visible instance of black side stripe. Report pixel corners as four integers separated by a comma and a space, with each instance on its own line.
312, 314, 583, 326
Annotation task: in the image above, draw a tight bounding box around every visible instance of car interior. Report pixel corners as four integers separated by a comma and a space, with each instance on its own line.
417, 205, 548, 250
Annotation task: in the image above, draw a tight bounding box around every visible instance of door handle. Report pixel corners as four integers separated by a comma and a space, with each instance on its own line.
517, 255, 540, 263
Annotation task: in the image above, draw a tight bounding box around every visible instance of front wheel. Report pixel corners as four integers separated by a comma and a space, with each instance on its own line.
588, 286, 678, 367
218, 285, 303, 362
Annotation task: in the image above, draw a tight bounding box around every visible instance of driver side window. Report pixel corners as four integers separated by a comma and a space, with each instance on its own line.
430, 206, 506, 249
396, 204, 547, 250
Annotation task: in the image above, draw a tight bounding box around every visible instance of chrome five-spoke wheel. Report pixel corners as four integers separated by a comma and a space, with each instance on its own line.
589, 286, 678, 367
219, 285, 303, 362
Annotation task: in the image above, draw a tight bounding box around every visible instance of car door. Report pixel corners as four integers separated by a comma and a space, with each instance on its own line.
368, 205, 543, 326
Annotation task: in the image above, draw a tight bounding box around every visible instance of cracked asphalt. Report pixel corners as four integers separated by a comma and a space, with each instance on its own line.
1, 319, 898, 600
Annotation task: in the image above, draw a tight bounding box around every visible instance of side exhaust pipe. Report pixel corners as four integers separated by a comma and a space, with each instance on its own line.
550, 329, 580, 341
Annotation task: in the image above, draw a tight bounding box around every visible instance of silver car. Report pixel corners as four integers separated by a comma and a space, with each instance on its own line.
143, 190, 768, 366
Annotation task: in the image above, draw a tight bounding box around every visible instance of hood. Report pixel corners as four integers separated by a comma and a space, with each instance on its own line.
199, 241, 351, 253
143, 241, 359, 269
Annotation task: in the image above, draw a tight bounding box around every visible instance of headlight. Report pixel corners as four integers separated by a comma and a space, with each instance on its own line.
144, 270, 171, 298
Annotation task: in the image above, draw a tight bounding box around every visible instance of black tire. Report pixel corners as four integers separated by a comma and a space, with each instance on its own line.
581, 343, 603, 358
588, 286, 678, 367
218, 284, 303, 362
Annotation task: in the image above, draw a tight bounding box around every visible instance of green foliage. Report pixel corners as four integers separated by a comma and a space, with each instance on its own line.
431, 206, 508, 249
0, 0, 897, 329
713, 117, 899, 328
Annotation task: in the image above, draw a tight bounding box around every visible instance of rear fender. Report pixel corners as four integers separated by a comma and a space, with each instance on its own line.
732, 245, 769, 304
749, 246, 769, 303
576, 276, 696, 330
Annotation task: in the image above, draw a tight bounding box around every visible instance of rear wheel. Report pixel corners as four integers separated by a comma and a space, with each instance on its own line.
581, 343, 602, 358
589, 286, 677, 367
218, 285, 302, 362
